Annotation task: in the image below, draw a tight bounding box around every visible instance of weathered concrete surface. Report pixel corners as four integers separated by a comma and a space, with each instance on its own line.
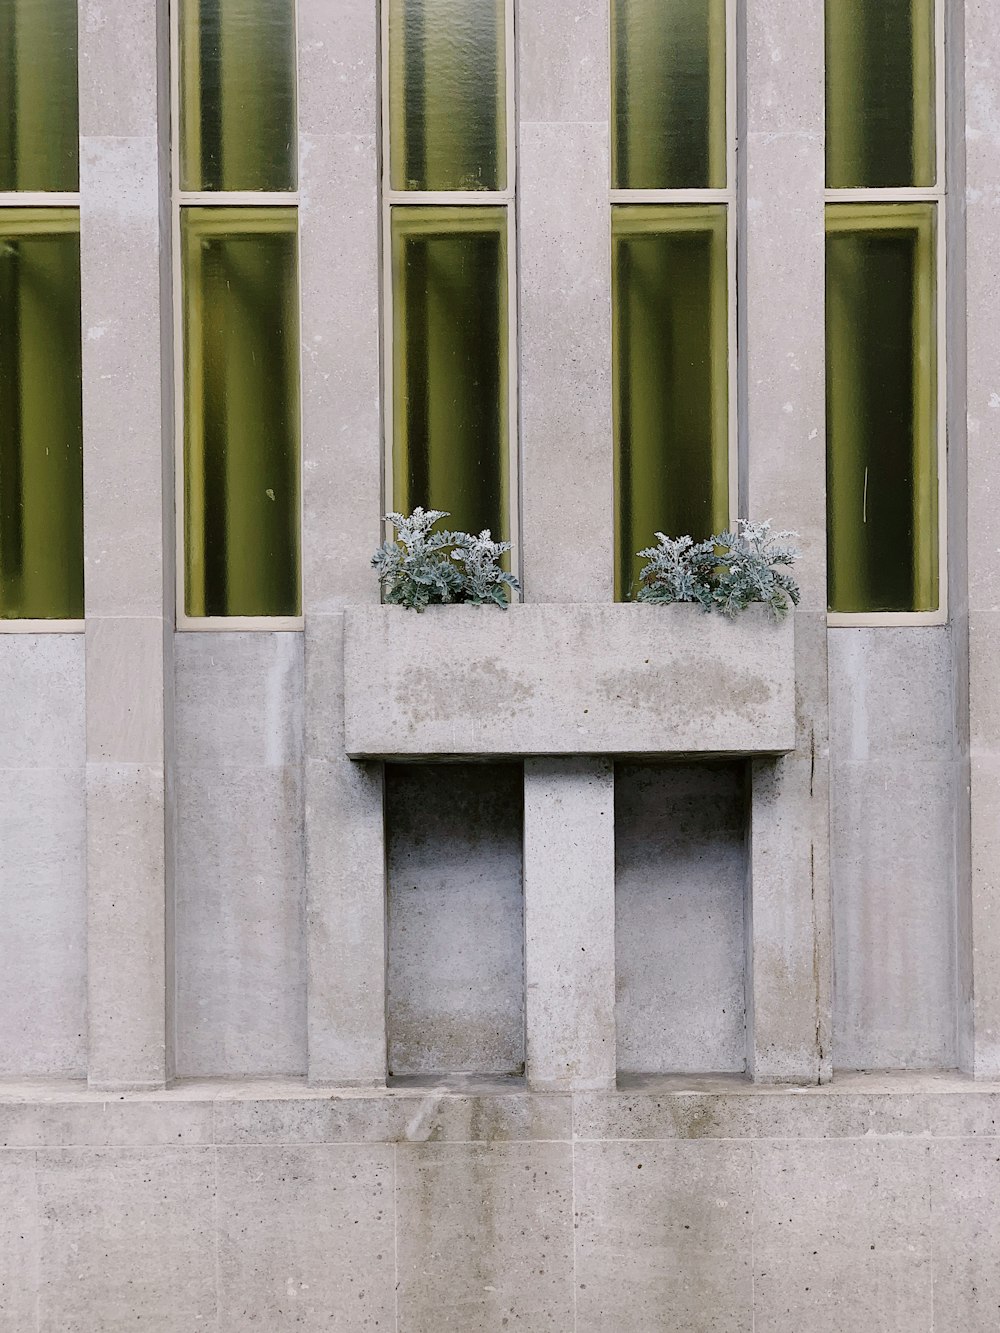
345, 604, 795, 758
616, 763, 747, 1075
743, 0, 831, 1084
386, 764, 525, 1077
80, 0, 174, 1091
830, 628, 960, 1070
524, 759, 616, 1090
1, 1074, 999, 1330
173, 634, 306, 1078
0, 638, 87, 1078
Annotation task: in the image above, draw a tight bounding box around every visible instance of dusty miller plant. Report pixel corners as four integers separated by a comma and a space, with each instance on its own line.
372, 508, 520, 610
636, 520, 801, 620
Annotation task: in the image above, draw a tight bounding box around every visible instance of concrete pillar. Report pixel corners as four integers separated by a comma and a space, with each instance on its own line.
961, 0, 1000, 1076
743, 0, 832, 1082
80, 0, 174, 1089
299, 0, 387, 1084
523, 760, 616, 1091
517, 0, 613, 603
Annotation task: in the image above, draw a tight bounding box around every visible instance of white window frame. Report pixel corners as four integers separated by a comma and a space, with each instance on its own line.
170, 0, 305, 632
0, 187, 82, 632
608, 0, 739, 536
379, 0, 520, 580
825, 0, 947, 628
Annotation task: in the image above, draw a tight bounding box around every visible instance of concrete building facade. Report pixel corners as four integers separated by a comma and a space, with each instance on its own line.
2, 0, 1000, 1326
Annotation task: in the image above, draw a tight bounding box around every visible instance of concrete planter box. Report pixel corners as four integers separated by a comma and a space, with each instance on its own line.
343, 603, 795, 759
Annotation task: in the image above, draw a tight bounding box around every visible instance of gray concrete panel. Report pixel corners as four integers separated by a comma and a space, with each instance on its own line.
387, 764, 524, 1077
616, 763, 747, 1076
174, 634, 306, 1078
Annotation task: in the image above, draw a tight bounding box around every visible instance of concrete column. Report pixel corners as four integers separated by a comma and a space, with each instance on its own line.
961, 0, 1000, 1076
80, 0, 174, 1089
743, 0, 832, 1082
523, 760, 616, 1091
517, 0, 613, 603
299, 0, 387, 1084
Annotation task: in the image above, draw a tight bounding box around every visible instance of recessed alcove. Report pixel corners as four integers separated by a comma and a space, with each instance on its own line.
615, 760, 748, 1076
386, 761, 525, 1078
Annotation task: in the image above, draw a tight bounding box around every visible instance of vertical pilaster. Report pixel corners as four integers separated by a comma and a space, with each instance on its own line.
299, 0, 387, 1084
517, 0, 613, 603
523, 759, 616, 1091
80, 0, 174, 1089
962, 0, 1000, 1076
743, 0, 832, 1082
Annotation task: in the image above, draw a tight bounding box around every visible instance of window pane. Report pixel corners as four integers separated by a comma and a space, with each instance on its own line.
0, 211, 83, 619
180, 0, 297, 192
388, 0, 506, 192
613, 206, 730, 601
392, 207, 508, 542
0, 0, 79, 191
182, 208, 301, 618
826, 0, 935, 189
612, 0, 727, 191
826, 204, 938, 613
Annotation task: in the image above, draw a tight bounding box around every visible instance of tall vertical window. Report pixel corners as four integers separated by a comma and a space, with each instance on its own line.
175, 0, 301, 623
384, 0, 516, 550
0, 0, 83, 623
611, 0, 735, 601
826, 0, 944, 619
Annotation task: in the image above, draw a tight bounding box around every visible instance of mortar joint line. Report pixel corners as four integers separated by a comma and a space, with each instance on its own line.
393, 1142, 400, 1333
571, 1134, 578, 1333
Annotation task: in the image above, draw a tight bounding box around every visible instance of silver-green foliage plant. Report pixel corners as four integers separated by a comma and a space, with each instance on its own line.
372, 508, 520, 610
636, 520, 801, 619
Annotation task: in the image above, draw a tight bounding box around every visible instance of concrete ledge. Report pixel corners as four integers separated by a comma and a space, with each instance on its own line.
343, 603, 796, 758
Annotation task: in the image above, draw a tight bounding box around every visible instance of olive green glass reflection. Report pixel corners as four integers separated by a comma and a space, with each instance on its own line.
612, 0, 727, 190
826, 0, 935, 188
613, 206, 729, 601
0, 0, 79, 191
827, 204, 938, 613
389, 0, 506, 192
182, 209, 300, 618
180, 0, 297, 192
0, 212, 83, 619
392, 207, 508, 542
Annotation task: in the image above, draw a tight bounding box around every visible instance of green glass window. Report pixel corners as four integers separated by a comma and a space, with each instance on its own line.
612, 0, 727, 191
826, 0, 936, 189
182, 208, 301, 618
826, 204, 938, 613
391, 207, 509, 542
388, 0, 507, 192
0, 0, 79, 192
180, 0, 297, 193
0, 211, 83, 619
613, 206, 729, 600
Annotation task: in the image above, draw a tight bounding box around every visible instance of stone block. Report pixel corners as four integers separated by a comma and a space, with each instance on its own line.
0, 635, 85, 769
394, 1142, 574, 1331
574, 1140, 753, 1331
35, 1146, 216, 1331
216, 1144, 395, 1330
523, 759, 615, 1090
931, 1139, 1000, 1330
832, 758, 958, 1070
751, 1140, 933, 1332
174, 632, 304, 770
174, 765, 306, 1079
344, 604, 796, 758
